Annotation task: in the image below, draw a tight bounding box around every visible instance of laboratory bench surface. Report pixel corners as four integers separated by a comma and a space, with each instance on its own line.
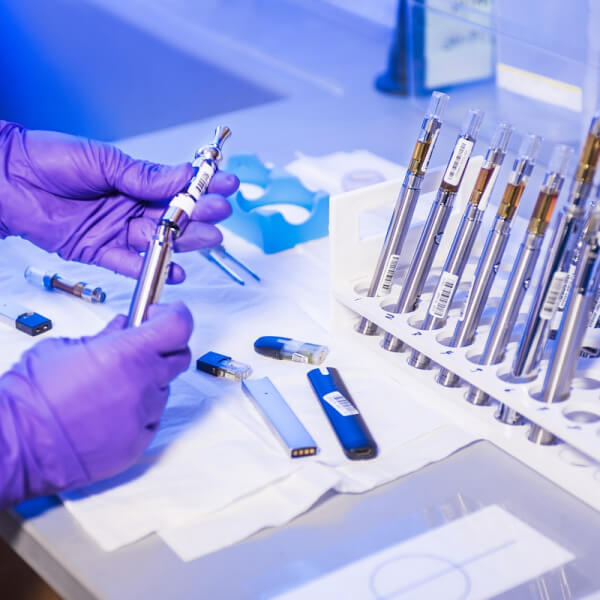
1, 1, 599, 598
3, 441, 600, 600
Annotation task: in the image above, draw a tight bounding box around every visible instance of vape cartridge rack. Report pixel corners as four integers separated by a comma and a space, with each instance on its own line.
330, 157, 600, 516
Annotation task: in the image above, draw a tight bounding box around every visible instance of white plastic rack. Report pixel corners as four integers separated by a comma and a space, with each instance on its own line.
330, 159, 600, 513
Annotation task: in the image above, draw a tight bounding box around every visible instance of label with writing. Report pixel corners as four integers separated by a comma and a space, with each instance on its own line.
443, 138, 474, 186
558, 264, 576, 310
540, 271, 568, 320
323, 391, 359, 416
429, 271, 459, 319
377, 254, 401, 296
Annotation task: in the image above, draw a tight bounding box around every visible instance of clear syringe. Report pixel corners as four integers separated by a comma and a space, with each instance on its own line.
357, 91, 449, 335
528, 207, 600, 445
461, 145, 573, 410
24, 266, 107, 303
381, 107, 484, 353
407, 122, 513, 370
437, 133, 542, 388
510, 113, 600, 380
127, 126, 230, 327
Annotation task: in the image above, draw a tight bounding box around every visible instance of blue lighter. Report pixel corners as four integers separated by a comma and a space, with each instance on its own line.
307, 367, 377, 460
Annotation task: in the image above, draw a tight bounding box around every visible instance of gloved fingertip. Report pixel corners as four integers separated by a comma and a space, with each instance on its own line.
117, 160, 195, 201
100, 314, 128, 335
166, 262, 186, 284
143, 301, 194, 349
190, 195, 232, 222
147, 300, 193, 329
198, 225, 223, 248
207, 171, 240, 196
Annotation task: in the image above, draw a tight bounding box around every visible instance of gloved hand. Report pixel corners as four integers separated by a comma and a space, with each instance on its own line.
0, 121, 239, 283
0, 302, 192, 508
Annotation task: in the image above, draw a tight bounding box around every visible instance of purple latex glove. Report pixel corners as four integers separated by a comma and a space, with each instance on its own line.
0, 121, 239, 282
0, 302, 193, 508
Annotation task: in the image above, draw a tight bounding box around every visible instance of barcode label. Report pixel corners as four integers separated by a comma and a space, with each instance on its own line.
377, 254, 401, 296
323, 391, 359, 416
558, 264, 576, 310
478, 167, 500, 211
443, 138, 474, 186
540, 271, 568, 320
188, 169, 213, 200
588, 293, 600, 328
429, 271, 459, 319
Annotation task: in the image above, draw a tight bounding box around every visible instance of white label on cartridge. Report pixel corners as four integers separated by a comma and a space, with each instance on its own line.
188, 168, 213, 201
588, 293, 600, 328
477, 166, 500, 211
540, 271, 568, 320
558, 264, 576, 310
323, 391, 359, 416
429, 271, 459, 319
377, 254, 401, 296
291, 352, 308, 363
443, 138, 474, 186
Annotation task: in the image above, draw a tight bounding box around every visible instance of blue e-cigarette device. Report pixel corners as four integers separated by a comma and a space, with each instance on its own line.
307, 366, 377, 460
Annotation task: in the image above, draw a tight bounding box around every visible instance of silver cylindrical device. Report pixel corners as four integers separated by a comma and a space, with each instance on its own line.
382, 108, 484, 352
510, 205, 583, 379
408, 123, 513, 369
381, 188, 456, 352
436, 216, 512, 387
511, 114, 600, 378
529, 208, 600, 445
127, 126, 231, 327
489, 145, 573, 419
437, 133, 542, 387
465, 232, 543, 405
128, 223, 177, 327
357, 92, 448, 335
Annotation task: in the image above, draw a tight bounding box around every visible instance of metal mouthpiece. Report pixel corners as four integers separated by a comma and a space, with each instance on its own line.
213, 125, 232, 147
195, 125, 231, 162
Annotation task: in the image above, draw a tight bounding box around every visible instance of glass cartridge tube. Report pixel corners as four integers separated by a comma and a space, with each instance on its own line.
24, 266, 107, 303
511, 113, 600, 381
437, 133, 542, 388
357, 91, 449, 335
381, 108, 484, 353
461, 145, 573, 408
529, 208, 600, 445
408, 123, 513, 370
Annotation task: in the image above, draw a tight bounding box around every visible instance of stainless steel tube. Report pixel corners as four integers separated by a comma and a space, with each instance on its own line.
381, 188, 457, 352
511, 114, 600, 378
436, 133, 542, 387
407, 202, 483, 368
465, 232, 542, 405
381, 108, 484, 352
357, 92, 448, 335
127, 126, 231, 327
436, 216, 512, 387
528, 208, 600, 444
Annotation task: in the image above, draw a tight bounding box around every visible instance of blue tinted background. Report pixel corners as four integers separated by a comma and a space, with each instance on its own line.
0, 0, 282, 141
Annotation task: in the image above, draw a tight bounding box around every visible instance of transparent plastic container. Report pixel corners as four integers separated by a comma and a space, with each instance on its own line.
404, 0, 600, 152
